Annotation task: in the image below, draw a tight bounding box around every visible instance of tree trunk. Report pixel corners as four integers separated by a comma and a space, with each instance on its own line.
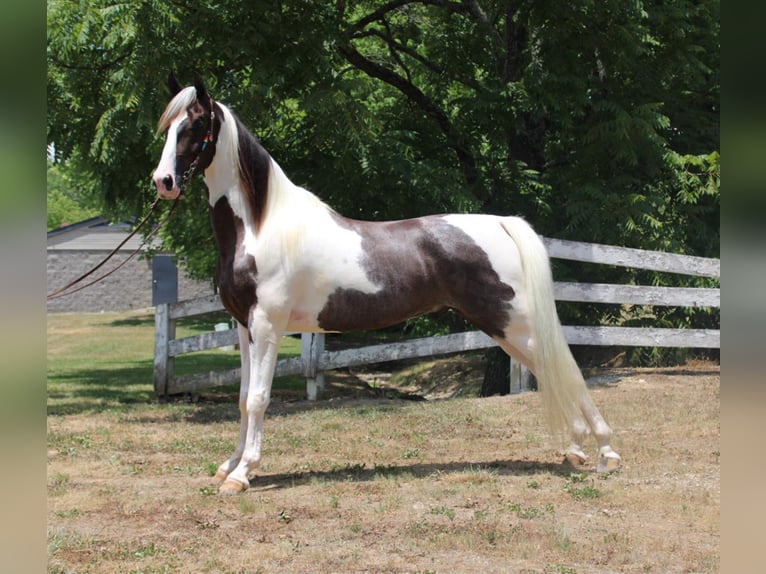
480, 347, 510, 396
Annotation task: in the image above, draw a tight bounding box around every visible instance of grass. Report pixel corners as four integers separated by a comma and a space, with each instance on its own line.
563, 472, 604, 500
47, 310, 303, 415
47, 310, 720, 573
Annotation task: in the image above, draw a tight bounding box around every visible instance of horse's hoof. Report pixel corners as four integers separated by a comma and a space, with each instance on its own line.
218, 478, 249, 495
213, 469, 229, 483
565, 453, 587, 466
564, 447, 588, 466
597, 450, 622, 473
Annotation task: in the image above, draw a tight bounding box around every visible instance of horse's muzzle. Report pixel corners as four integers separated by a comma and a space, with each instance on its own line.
152, 172, 181, 200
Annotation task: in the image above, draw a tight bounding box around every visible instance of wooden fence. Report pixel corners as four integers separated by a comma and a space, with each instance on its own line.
153, 238, 720, 398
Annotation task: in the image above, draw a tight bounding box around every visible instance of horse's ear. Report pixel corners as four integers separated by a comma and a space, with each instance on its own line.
193, 72, 211, 110
168, 71, 183, 97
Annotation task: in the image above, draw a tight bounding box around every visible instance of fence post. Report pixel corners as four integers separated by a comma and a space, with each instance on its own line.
153, 302, 175, 397
302, 333, 326, 401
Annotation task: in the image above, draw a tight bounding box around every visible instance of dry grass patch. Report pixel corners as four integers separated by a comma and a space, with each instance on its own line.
49, 365, 718, 573
48, 311, 718, 572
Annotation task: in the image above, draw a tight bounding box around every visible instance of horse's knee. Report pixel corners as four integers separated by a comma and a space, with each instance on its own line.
246, 390, 270, 413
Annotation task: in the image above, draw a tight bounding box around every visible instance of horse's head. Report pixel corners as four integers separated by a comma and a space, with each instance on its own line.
152, 73, 220, 200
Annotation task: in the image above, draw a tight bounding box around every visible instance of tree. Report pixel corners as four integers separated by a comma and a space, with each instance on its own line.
47, 159, 99, 230
48, 1, 719, 364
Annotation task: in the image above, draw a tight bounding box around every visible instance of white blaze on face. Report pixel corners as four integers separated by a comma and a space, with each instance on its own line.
152, 114, 186, 200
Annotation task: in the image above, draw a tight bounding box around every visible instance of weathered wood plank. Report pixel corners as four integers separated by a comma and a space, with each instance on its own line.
169, 368, 240, 394
543, 237, 720, 278
553, 282, 720, 307
317, 326, 719, 372
301, 333, 324, 378
168, 294, 226, 320
275, 356, 306, 378
168, 329, 239, 357
561, 326, 720, 348
153, 303, 174, 396
165, 325, 719, 394
318, 331, 496, 371
168, 355, 307, 394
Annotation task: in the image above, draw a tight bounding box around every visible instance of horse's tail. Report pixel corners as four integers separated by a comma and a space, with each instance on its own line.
499, 216, 584, 442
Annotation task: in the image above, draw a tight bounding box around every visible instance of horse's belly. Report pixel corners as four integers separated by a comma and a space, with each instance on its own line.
313, 279, 443, 332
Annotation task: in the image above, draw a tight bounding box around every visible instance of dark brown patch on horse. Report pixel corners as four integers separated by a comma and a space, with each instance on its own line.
317, 215, 515, 337
209, 197, 258, 328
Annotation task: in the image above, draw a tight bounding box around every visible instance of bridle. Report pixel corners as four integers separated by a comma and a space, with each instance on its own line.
47, 99, 217, 301
177, 101, 216, 196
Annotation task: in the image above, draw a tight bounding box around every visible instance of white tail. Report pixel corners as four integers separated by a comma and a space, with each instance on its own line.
500, 217, 586, 442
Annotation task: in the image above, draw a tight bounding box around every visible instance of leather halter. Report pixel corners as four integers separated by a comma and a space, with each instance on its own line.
177, 100, 216, 195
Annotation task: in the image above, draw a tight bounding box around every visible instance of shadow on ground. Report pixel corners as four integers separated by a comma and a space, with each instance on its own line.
246, 457, 580, 492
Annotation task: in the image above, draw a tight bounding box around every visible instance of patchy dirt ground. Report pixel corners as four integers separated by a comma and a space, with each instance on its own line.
48, 362, 719, 573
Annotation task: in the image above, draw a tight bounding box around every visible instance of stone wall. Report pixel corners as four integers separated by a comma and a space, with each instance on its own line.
47, 250, 213, 313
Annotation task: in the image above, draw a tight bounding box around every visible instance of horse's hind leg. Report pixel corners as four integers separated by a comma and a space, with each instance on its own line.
563, 416, 591, 467
576, 393, 622, 472
561, 400, 620, 472
494, 337, 587, 463
494, 335, 620, 472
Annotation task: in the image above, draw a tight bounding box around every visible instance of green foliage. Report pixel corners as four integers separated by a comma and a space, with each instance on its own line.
47, 1, 719, 339
47, 160, 100, 230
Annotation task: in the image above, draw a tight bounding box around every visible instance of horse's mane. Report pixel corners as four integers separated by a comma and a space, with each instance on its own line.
157, 87, 196, 133
222, 107, 334, 236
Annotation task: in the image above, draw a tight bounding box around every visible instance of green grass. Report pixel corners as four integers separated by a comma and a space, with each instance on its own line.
563, 472, 603, 500
47, 310, 303, 415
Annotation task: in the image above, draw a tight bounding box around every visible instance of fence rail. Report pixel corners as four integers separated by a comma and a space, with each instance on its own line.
154, 238, 720, 398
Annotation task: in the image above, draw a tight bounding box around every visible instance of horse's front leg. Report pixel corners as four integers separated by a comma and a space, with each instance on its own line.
214, 322, 251, 483
219, 311, 283, 494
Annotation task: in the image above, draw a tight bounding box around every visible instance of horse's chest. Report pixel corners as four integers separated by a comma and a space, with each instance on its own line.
216, 250, 257, 326
210, 197, 258, 326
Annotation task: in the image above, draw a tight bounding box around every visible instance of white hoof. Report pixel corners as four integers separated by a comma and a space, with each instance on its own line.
213, 469, 229, 483
219, 477, 249, 495
597, 447, 622, 473
564, 446, 588, 466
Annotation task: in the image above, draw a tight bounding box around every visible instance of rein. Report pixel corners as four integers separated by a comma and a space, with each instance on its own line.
46, 196, 181, 300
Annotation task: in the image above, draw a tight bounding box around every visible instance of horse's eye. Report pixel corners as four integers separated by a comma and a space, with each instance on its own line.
192, 118, 205, 131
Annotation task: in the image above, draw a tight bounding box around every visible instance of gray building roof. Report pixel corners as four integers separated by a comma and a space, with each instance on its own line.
47, 217, 159, 251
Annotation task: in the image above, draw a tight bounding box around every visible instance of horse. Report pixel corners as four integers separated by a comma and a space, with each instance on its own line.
152, 74, 621, 494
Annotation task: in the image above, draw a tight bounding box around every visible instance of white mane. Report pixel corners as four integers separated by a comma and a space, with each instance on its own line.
157, 86, 196, 132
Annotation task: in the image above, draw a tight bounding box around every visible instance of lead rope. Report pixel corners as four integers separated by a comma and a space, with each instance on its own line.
46, 196, 181, 300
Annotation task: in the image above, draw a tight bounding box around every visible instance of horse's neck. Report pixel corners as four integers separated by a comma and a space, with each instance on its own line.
203, 109, 333, 246
202, 140, 241, 208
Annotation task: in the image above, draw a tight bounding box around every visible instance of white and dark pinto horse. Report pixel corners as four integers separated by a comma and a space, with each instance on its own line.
152, 75, 621, 494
